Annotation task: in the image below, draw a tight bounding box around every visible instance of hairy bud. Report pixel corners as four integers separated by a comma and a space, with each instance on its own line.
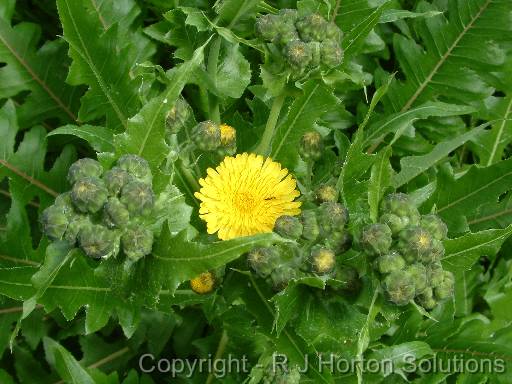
434, 271, 455, 301
103, 198, 130, 229
320, 39, 343, 68
255, 14, 279, 41
117, 154, 152, 185
67, 158, 103, 185
192, 120, 222, 151
217, 124, 237, 156
121, 226, 153, 261
41, 205, 69, 241
375, 251, 406, 274
318, 202, 349, 235
103, 167, 133, 196
71, 177, 108, 214
299, 131, 324, 161
120, 181, 155, 217
283, 40, 312, 69
165, 97, 191, 135
300, 210, 320, 241
270, 265, 297, 291
315, 184, 338, 203
310, 246, 336, 274
406, 263, 428, 295
296, 13, 327, 42
416, 287, 437, 310
274, 215, 303, 239
360, 223, 393, 256
78, 224, 119, 259
420, 214, 448, 241
384, 270, 415, 306
248, 247, 279, 278
397, 226, 433, 263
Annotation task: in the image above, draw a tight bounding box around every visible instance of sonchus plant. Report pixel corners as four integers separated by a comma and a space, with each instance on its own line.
1, 1, 512, 383
361, 194, 454, 309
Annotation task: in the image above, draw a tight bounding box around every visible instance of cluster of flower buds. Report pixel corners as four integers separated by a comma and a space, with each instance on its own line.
360, 193, 454, 309
191, 121, 237, 156
247, 183, 358, 292
255, 9, 344, 78
40, 155, 157, 262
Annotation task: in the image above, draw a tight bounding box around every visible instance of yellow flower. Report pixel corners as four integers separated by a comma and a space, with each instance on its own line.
220, 124, 236, 146
190, 272, 216, 294
195, 153, 301, 240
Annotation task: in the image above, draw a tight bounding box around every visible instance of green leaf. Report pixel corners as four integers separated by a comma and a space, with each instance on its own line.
393, 124, 485, 187
0, 267, 35, 301
152, 230, 284, 295
442, 225, 512, 271
426, 158, 512, 233
271, 81, 338, 169
43, 337, 95, 384
470, 95, 512, 166
114, 40, 208, 171
47, 124, 114, 153
215, 42, 251, 99
214, 0, 261, 28
0, 15, 80, 126
385, 0, 512, 113
364, 101, 475, 149
368, 147, 392, 222
379, 9, 442, 23
56, 0, 145, 130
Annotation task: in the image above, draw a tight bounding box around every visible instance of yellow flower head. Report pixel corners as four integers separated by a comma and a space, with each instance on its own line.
220, 124, 236, 146
190, 272, 216, 294
195, 153, 301, 240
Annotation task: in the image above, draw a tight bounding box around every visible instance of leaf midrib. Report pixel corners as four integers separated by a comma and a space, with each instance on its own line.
62, 0, 128, 128
487, 96, 512, 165
0, 27, 77, 121
400, 0, 492, 112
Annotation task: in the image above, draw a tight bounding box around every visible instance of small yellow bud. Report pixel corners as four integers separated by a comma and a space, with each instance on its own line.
190, 272, 216, 294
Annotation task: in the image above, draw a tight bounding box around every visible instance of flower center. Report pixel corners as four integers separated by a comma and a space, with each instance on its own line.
233, 192, 258, 214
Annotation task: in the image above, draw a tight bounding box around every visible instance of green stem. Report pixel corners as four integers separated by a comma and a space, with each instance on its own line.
207, 37, 222, 124
178, 162, 200, 192
206, 330, 229, 384
254, 93, 286, 156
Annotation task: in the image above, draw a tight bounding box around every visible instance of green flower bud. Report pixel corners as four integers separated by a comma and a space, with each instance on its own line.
420, 214, 448, 240
53, 192, 76, 217
63, 214, 90, 245
397, 226, 433, 263
67, 158, 103, 185
307, 41, 321, 67
78, 224, 119, 259
217, 124, 237, 156
427, 263, 445, 287
121, 226, 153, 261
384, 270, 416, 306
434, 271, 454, 301
324, 22, 343, 41
117, 154, 152, 185
274, 215, 303, 239
103, 167, 133, 196
296, 13, 327, 42
70, 177, 108, 214
421, 239, 444, 264
331, 265, 361, 295
320, 39, 343, 68
416, 287, 437, 310
103, 198, 130, 228
375, 251, 405, 274
255, 14, 279, 41
360, 223, 392, 256
380, 193, 420, 226
310, 246, 336, 274
40, 205, 69, 241
315, 184, 338, 203
120, 181, 154, 217
318, 202, 349, 235
192, 120, 221, 151
270, 265, 297, 291
379, 213, 407, 235
299, 131, 324, 161
406, 263, 428, 295
165, 97, 191, 135
326, 231, 352, 254
248, 247, 279, 278
283, 40, 312, 69
278, 9, 299, 25
300, 210, 320, 241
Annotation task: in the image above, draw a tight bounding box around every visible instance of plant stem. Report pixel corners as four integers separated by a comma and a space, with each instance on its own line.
206, 330, 229, 384
178, 161, 200, 192
254, 93, 286, 156
208, 36, 222, 124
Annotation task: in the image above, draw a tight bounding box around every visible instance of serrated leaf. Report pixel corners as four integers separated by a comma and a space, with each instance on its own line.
385, 0, 512, 113
0, 16, 80, 126
114, 40, 208, 171
48, 124, 114, 153
151, 229, 283, 295
215, 42, 251, 99
271, 81, 338, 169
393, 124, 485, 187
56, 0, 144, 130
364, 101, 475, 149
426, 158, 512, 233
44, 337, 95, 384
368, 146, 392, 222
442, 225, 512, 271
